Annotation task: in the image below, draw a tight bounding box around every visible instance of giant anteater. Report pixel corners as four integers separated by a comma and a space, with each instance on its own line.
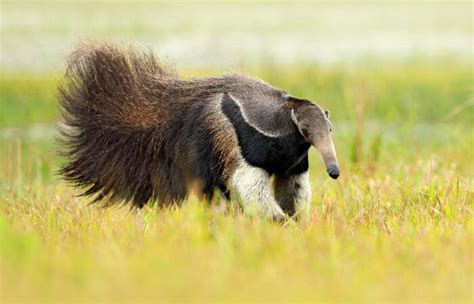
58, 43, 340, 220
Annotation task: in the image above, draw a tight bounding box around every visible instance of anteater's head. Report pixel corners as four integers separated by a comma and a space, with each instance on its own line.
290, 102, 340, 179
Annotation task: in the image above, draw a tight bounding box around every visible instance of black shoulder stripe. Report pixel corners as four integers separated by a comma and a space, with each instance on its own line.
221, 93, 310, 175
221, 93, 269, 137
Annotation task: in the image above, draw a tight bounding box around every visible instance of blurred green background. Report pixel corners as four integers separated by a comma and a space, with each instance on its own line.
0, 1, 472, 302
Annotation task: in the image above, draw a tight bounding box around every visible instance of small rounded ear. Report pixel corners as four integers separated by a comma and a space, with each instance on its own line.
291, 108, 298, 125
324, 110, 330, 118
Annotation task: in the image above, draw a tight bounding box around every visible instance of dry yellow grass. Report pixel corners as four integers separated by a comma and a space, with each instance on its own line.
1, 146, 472, 302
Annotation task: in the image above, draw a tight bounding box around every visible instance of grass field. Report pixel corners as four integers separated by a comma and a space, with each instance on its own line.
1, 60, 473, 302
1, 1, 473, 302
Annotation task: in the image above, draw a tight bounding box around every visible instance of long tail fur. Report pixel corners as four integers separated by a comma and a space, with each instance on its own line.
58, 43, 181, 208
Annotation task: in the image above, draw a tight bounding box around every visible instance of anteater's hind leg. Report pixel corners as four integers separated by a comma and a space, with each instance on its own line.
229, 161, 286, 221
274, 172, 312, 221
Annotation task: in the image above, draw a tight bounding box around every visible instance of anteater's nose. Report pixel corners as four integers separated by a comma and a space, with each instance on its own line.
327, 164, 340, 179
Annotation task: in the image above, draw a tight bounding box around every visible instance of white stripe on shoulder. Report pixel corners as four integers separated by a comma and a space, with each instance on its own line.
225, 93, 287, 138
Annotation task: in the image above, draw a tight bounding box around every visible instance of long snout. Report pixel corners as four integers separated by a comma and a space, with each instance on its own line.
312, 134, 340, 180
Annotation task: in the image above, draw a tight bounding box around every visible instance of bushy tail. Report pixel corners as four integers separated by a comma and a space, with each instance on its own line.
58, 43, 177, 207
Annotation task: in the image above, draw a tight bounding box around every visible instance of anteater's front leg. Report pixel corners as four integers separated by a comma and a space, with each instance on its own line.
229, 162, 286, 221
274, 172, 312, 220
